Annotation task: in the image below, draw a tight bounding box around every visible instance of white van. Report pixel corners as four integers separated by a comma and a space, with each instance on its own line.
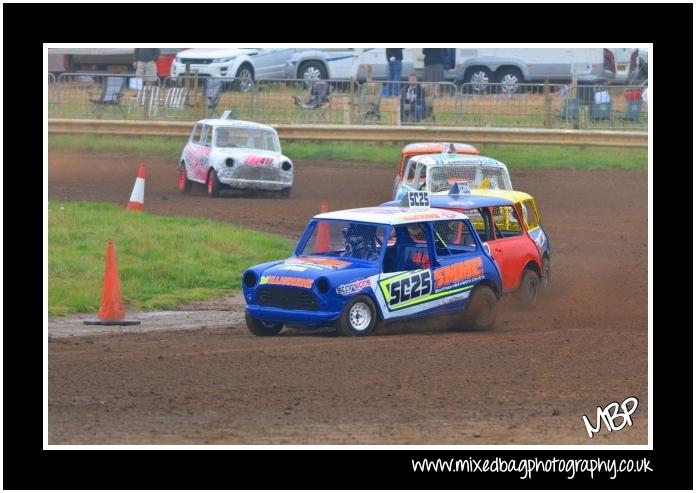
285, 48, 640, 90
446, 48, 640, 90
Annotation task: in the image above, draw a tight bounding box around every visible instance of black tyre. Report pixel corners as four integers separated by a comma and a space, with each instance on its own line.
178, 162, 192, 193
496, 67, 524, 94
235, 64, 255, 92
207, 169, 221, 198
461, 285, 497, 331
541, 256, 551, 290
464, 67, 492, 94
245, 311, 283, 336
279, 187, 292, 199
299, 61, 328, 85
517, 268, 540, 308
336, 295, 380, 337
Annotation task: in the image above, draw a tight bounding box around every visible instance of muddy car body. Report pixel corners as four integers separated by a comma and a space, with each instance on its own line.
178, 117, 293, 198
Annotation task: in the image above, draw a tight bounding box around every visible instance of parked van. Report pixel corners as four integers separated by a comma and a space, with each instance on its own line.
285, 48, 640, 91
445, 48, 640, 91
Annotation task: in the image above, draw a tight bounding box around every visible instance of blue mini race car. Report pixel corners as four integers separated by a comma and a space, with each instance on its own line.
242, 192, 503, 336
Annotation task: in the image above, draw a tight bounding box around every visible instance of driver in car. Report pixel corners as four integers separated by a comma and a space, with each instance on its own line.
217, 128, 231, 147
341, 224, 380, 261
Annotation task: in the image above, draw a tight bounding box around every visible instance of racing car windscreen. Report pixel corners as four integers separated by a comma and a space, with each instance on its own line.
429, 165, 512, 193
300, 220, 388, 262
215, 127, 280, 152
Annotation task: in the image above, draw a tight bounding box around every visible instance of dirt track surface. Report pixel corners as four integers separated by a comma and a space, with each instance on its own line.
48, 152, 648, 444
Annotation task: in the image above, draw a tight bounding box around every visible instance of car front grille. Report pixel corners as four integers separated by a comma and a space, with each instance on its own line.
235, 166, 281, 181
179, 58, 213, 65
257, 286, 319, 311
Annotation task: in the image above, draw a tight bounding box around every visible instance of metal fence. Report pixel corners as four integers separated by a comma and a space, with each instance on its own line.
47, 73, 648, 130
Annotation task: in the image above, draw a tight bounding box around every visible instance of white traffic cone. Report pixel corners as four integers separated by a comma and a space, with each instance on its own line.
127, 163, 146, 211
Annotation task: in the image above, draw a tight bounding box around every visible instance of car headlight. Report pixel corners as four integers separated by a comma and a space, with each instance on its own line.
212, 57, 236, 63
243, 271, 258, 288
315, 277, 330, 294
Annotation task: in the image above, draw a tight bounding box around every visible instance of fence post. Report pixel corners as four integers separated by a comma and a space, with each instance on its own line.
347, 78, 355, 124
543, 80, 552, 128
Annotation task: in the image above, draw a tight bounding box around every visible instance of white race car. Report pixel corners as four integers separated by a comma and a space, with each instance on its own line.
394, 153, 513, 201
178, 115, 294, 198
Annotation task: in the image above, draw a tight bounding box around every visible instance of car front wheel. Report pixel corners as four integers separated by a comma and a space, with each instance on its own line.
207, 169, 221, 198
300, 61, 328, 85
245, 311, 283, 336
178, 163, 192, 193
336, 295, 380, 337
235, 65, 255, 92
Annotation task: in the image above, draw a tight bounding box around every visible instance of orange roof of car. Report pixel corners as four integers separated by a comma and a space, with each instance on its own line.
401, 142, 480, 156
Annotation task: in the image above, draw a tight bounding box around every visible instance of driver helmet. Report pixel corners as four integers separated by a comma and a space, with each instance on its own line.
342, 224, 377, 259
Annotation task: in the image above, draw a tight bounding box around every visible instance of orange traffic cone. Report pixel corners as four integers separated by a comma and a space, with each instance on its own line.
84, 240, 140, 326
127, 163, 147, 211
315, 200, 330, 253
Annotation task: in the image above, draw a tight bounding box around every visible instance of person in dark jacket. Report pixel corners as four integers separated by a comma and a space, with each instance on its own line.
400, 73, 425, 123
133, 48, 161, 85
385, 48, 403, 97
422, 48, 444, 83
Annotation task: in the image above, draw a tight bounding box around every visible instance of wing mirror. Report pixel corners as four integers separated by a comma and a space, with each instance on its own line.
482, 242, 491, 256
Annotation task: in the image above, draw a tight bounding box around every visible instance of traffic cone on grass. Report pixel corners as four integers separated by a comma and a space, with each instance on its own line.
84, 240, 140, 326
315, 200, 330, 253
127, 163, 147, 211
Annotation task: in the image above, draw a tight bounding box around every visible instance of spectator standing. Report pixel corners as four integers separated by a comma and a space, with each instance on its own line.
422, 48, 444, 83
385, 48, 403, 97
400, 73, 426, 123
133, 48, 160, 85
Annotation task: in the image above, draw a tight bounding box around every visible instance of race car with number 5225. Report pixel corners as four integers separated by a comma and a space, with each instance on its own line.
242, 192, 503, 337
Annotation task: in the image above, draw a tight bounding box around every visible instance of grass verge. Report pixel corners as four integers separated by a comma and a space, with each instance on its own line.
49, 134, 647, 170
48, 201, 294, 317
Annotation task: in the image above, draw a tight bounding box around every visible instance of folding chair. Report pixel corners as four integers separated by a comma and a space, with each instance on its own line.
357, 81, 382, 122
129, 85, 160, 117
164, 87, 189, 109
292, 81, 331, 121
90, 76, 126, 116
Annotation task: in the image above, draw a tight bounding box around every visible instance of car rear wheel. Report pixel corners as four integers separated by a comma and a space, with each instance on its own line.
496, 67, 524, 94
336, 295, 380, 337
460, 285, 497, 331
279, 187, 292, 199
207, 169, 221, 198
178, 163, 192, 193
245, 311, 283, 336
541, 256, 551, 290
516, 268, 540, 308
